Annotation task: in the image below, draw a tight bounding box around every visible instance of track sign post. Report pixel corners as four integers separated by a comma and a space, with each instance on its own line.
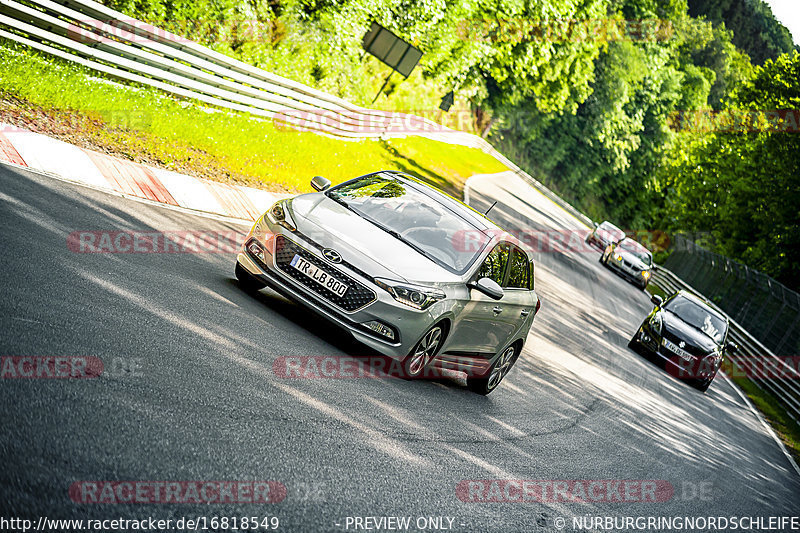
439, 91, 454, 112
362, 22, 422, 103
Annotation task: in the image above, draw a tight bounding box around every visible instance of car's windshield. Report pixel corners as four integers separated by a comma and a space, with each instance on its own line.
619, 239, 652, 266
599, 222, 625, 241
326, 174, 485, 273
664, 295, 728, 343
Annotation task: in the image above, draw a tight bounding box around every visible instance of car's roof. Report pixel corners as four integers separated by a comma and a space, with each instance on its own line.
599, 221, 623, 231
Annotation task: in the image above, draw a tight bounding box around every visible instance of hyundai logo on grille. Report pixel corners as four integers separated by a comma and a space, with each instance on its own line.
322, 248, 342, 263
679, 341, 686, 349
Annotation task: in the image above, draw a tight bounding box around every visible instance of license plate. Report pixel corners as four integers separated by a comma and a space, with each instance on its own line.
663, 339, 692, 361
290, 255, 348, 297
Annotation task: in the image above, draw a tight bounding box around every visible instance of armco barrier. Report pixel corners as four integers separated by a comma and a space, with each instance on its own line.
652, 266, 800, 421
0, 0, 593, 225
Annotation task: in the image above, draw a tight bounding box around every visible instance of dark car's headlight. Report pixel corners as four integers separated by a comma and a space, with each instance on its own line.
267, 200, 296, 231
649, 312, 663, 334
374, 278, 446, 310
641, 270, 651, 279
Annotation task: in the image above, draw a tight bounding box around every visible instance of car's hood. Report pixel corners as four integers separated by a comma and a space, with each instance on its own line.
617, 250, 650, 271
661, 311, 719, 355
288, 193, 463, 284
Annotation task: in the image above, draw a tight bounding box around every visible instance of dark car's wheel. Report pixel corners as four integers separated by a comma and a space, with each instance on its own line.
694, 377, 713, 393
235, 262, 266, 292
628, 323, 647, 352
467, 343, 520, 395
627, 334, 640, 350
402, 324, 445, 379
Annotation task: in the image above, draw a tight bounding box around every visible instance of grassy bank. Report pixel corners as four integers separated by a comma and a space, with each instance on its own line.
0, 40, 506, 196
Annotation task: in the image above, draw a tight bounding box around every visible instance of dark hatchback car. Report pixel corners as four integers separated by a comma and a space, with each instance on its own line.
628, 290, 737, 392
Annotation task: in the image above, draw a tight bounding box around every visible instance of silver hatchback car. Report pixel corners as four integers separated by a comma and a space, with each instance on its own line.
235, 171, 540, 394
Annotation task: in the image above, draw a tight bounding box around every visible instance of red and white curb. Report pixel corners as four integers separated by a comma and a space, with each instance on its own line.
0, 124, 288, 221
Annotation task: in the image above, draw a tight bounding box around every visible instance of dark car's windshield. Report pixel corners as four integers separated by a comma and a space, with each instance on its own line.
327, 174, 486, 273
618, 239, 653, 266
664, 295, 728, 343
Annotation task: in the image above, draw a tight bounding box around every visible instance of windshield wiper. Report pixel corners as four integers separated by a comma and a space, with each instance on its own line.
368, 219, 431, 259
351, 209, 434, 261
327, 193, 354, 211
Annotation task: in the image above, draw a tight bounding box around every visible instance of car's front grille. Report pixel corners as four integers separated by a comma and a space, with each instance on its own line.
661, 330, 708, 358
274, 235, 376, 312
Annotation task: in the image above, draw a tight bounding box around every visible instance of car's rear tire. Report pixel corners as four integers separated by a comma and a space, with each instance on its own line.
467, 343, 520, 395
235, 262, 266, 292
402, 324, 446, 379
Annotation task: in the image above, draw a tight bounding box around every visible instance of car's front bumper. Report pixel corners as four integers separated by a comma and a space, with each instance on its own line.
607, 259, 649, 287
633, 327, 718, 380
236, 232, 441, 360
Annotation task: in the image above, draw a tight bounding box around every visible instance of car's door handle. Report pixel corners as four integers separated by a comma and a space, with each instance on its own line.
492, 306, 503, 315
520, 310, 530, 317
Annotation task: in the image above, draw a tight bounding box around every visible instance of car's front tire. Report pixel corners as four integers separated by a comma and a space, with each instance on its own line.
627, 334, 640, 350
402, 324, 446, 379
467, 343, 520, 395
694, 377, 713, 393
235, 262, 266, 292
628, 324, 648, 353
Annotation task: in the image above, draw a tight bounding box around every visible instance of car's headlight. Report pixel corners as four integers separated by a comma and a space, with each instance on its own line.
641, 270, 651, 279
266, 200, 296, 231
374, 278, 446, 310
649, 312, 662, 333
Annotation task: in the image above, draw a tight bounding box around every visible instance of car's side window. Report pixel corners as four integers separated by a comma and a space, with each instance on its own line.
507, 247, 530, 289
478, 243, 509, 285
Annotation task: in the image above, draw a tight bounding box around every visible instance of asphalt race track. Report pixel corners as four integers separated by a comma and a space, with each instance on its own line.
1, 163, 798, 532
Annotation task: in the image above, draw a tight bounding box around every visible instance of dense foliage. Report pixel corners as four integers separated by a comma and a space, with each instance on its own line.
687, 0, 797, 65
99, 0, 798, 289
662, 52, 800, 288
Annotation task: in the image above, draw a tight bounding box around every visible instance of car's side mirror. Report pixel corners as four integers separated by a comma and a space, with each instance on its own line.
725, 341, 739, 353
468, 277, 504, 300
650, 294, 663, 307
311, 176, 331, 191
593, 221, 599, 228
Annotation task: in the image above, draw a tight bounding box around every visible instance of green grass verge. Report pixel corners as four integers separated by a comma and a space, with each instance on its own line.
0, 39, 506, 196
